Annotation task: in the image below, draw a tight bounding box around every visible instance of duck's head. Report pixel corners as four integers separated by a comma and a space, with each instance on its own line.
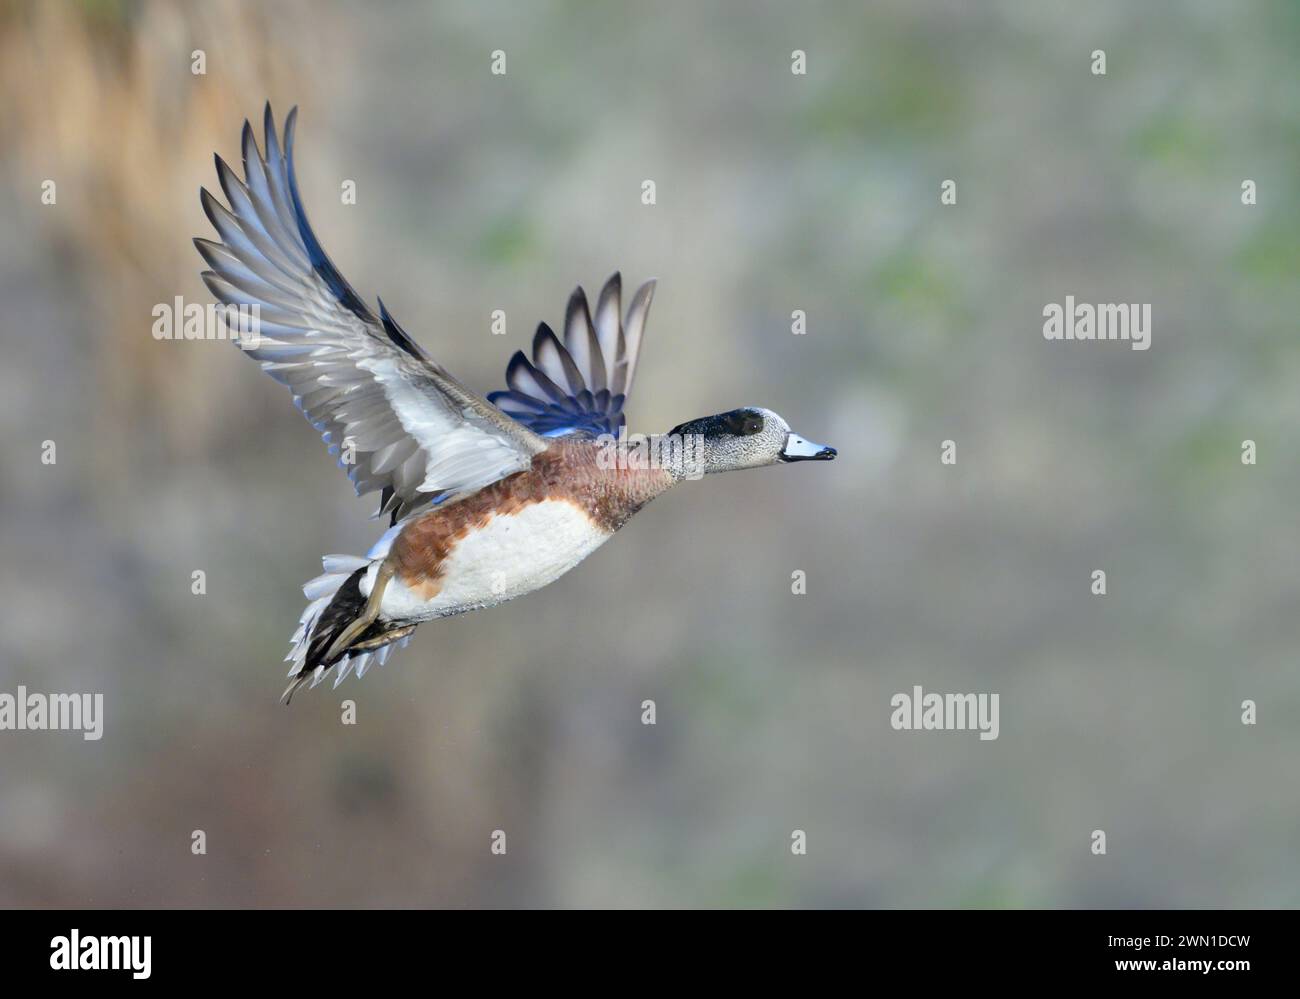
667, 407, 836, 475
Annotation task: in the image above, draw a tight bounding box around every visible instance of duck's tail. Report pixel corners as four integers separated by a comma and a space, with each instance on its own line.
283, 554, 415, 703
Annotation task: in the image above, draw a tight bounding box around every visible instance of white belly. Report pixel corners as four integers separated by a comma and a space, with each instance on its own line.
378, 500, 611, 622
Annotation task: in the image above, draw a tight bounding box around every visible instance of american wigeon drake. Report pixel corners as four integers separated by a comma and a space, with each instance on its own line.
196, 106, 836, 701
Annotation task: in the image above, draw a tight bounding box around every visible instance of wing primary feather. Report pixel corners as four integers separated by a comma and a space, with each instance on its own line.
620, 278, 656, 399
594, 272, 624, 390
563, 287, 606, 392
377, 297, 426, 359
532, 322, 585, 395
282, 107, 372, 322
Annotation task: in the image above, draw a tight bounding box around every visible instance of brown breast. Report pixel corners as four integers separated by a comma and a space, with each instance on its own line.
387, 439, 675, 588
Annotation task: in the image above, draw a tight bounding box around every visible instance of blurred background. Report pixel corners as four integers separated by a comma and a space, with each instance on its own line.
1, 0, 1298, 907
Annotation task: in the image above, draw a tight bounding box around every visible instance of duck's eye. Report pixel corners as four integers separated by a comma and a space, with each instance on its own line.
720, 411, 764, 436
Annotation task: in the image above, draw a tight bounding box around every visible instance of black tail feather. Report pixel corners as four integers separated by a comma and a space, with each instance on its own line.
301, 567, 368, 674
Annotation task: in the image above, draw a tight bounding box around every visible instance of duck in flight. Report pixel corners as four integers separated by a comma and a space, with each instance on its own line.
195, 106, 836, 701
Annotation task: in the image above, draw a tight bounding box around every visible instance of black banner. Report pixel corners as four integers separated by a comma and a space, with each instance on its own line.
0, 910, 1285, 985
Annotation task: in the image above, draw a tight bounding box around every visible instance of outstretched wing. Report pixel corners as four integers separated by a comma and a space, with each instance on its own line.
195, 104, 548, 524
488, 273, 656, 437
